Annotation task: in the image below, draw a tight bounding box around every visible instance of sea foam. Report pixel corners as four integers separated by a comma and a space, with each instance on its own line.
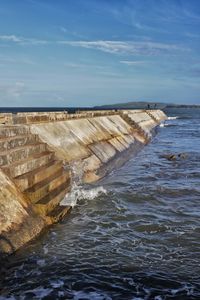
61, 183, 107, 207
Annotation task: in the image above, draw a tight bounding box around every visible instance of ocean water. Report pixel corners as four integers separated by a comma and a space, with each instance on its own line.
0, 109, 200, 300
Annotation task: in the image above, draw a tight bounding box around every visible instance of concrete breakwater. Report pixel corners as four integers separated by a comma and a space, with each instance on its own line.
0, 109, 167, 255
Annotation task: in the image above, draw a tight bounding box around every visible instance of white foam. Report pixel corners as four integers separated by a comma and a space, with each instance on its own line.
159, 122, 171, 127
73, 291, 112, 300
50, 279, 64, 288
43, 245, 48, 255
26, 287, 53, 299
36, 259, 46, 267
61, 183, 107, 207
168, 116, 179, 120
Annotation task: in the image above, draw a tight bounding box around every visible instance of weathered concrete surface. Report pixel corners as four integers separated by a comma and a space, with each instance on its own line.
29, 110, 166, 183
0, 124, 71, 256
29, 114, 140, 182
0, 109, 167, 255
0, 169, 45, 255
119, 110, 157, 139
147, 109, 166, 122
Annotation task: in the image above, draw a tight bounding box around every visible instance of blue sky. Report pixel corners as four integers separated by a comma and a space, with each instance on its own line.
0, 0, 200, 106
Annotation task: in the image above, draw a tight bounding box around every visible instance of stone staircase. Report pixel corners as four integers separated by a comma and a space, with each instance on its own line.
145, 110, 159, 123
0, 125, 71, 224
119, 113, 150, 143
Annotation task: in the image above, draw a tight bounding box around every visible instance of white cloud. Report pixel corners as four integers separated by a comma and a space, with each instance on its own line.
120, 60, 145, 65
0, 55, 35, 65
63, 62, 87, 68
134, 22, 169, 34
63, 62, 108, 70
59, 26, 68, 33
185, 32, 200, 39
0, 34, 190, 58
0, 35, 48, 45
0, 81, 25, 98
59, 40, 189, 55
0, 35, 21, 42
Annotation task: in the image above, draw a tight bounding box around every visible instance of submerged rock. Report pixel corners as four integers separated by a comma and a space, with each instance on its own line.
178, 153, 188, 159
160, 154, 177, 161
160, 152, 188, 161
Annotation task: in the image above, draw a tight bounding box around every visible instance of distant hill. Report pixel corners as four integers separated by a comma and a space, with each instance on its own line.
94, 101, 200, 110
94, 101, 169, 110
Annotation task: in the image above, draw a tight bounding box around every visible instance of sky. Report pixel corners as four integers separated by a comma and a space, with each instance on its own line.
0, 0, 200, 107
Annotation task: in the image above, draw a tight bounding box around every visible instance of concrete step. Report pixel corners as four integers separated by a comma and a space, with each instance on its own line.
25, 169, 70, 203
0, 143, 47, 166
47, 204, 71, 223
0, 125, 30, 137
123, 117, 138, 128
2, 151, 55, 177
35, 181, 70, 216
0, 134, 39, 152
146, 111, 159, 123
125, 118, 147, 137
14, 160, 64, 191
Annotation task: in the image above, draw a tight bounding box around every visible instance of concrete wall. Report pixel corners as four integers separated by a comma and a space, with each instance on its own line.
0, 109, 167, 256
147, 109, 167, 122
0, 170, 45, 255
0, 113, 13, 124
120, 110, 158, 138
10, 110, 118, 124
29, 114, 147, 183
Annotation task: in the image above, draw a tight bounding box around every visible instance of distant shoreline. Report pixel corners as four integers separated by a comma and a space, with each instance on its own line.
0, 103, 199, 113
95, 102, 200, 110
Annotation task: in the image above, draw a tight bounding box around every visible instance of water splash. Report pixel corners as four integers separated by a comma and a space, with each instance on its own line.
160, 116, 178, 127
159, 123, 176, 127
61, 183, 107, 207
168, 116, 179, 120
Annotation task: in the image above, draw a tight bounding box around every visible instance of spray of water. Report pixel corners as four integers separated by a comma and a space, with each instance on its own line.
61, 183, 107, 207
160, 116, 179, 127
168, 116, 179, 120
62, 161, 107, 207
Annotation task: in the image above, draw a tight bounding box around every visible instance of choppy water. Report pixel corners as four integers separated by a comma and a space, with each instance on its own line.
1, 109, 200, 300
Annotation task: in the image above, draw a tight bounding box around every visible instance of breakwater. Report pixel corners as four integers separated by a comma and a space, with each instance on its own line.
0, 109, 166, 255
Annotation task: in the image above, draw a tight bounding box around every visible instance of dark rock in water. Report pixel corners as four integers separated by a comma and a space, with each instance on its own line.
178, 153, 188, 159
168, 154, 177, 161
160, 152, 188, 161
160, 154, 177, 161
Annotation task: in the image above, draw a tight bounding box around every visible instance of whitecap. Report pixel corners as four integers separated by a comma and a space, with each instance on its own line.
50, 279, 64, 288
25, 287, 53, 299
36, 259, 46, 267
168, 116, 179, 120
73, 291, 112, 300
61, 183, 107, 207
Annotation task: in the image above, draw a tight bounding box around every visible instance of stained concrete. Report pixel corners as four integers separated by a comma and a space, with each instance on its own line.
0, 109, 167, 255
0, 169, 45, 255
0, 124, 71, 256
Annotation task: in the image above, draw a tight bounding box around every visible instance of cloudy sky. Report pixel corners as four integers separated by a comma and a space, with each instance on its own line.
0, 0, 200, 107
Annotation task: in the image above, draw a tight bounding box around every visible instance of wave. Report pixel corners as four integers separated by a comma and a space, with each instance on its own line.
167, 116, 179, 120
160, 123, 177, 127
61, 183, 107, 207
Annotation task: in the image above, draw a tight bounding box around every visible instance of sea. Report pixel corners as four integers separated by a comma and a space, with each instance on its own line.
0, 107, 200, 300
